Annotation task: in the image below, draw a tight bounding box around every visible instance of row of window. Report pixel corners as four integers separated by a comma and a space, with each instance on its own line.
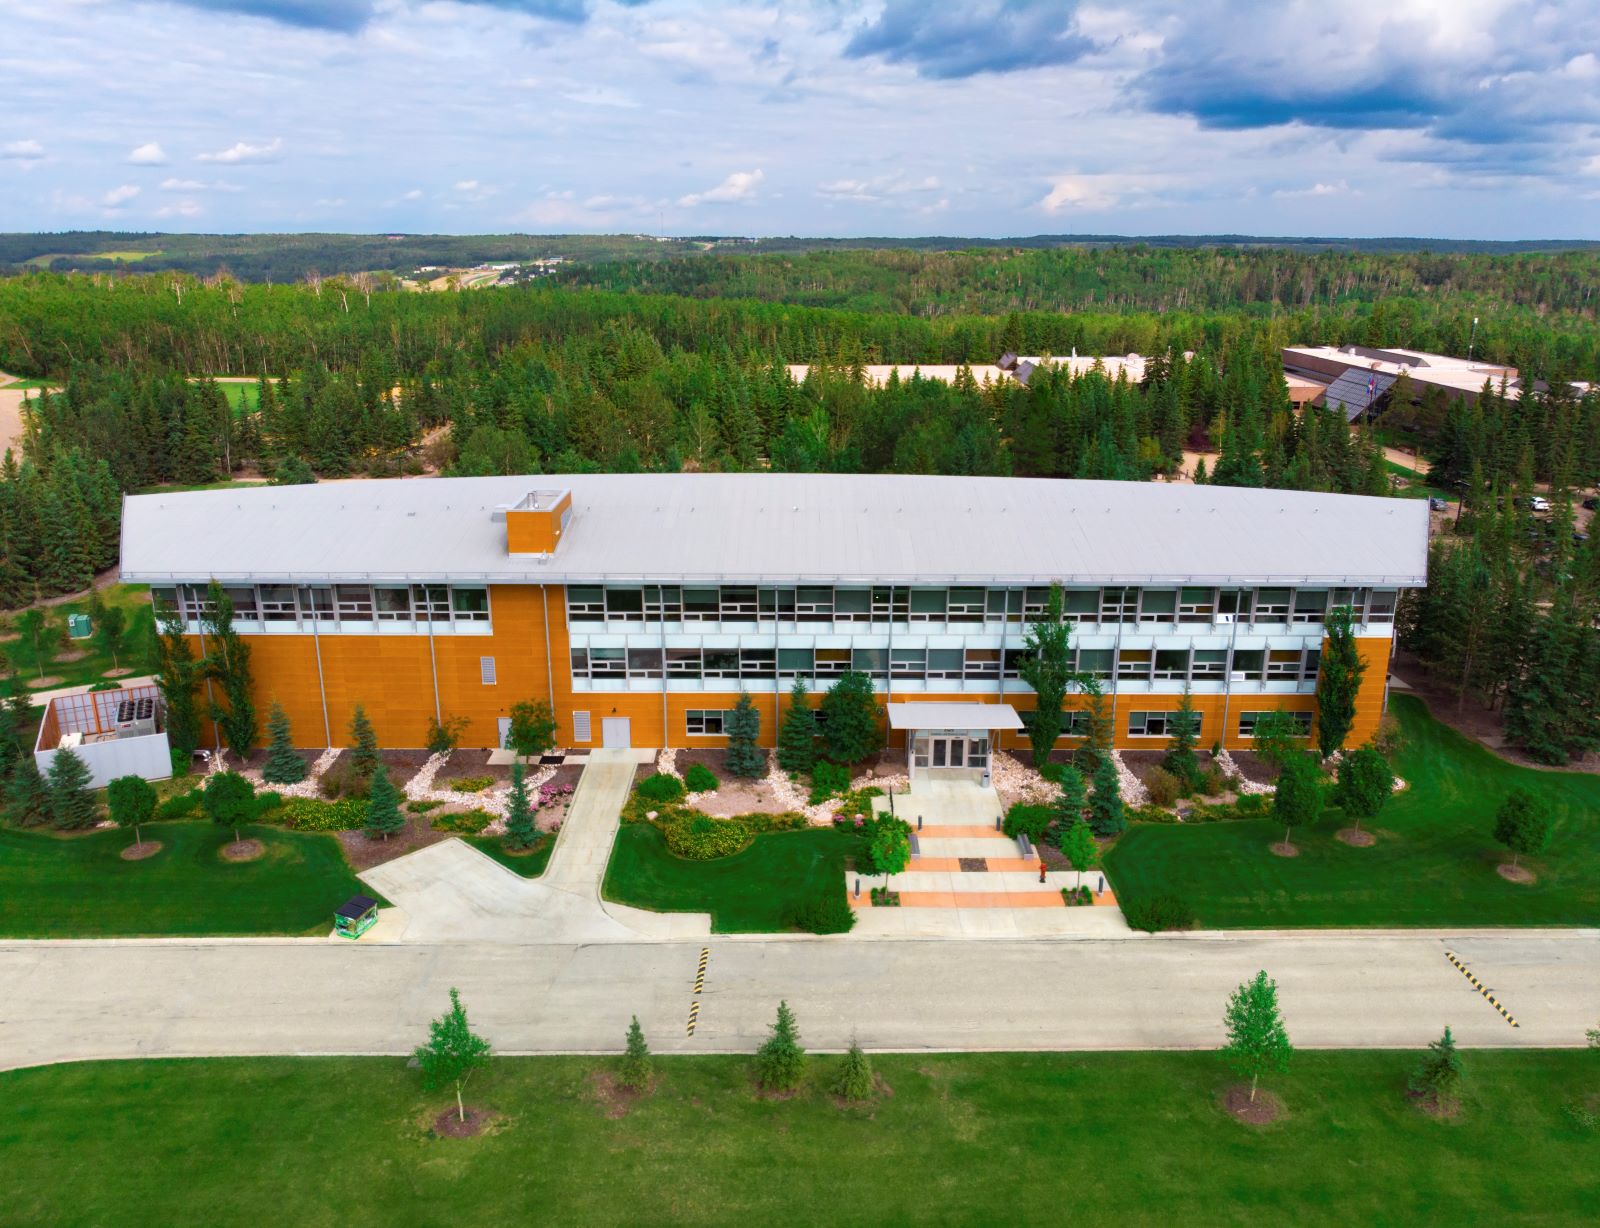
570, 644, 1323, 685
156, 584, 492, 628
568, 584, 1397, 626
681, 707, 1312, 740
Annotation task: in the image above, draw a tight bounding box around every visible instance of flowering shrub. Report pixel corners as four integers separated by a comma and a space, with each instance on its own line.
283, 797, 367, 832
432, 809, 493, 834
659, 812, 751, 860
536, 781, 575, 810
735, 811, 809, 833
446, 774, 496, 794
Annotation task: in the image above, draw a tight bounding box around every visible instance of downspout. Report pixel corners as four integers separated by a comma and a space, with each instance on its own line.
426, 602, 442, 726
540, 584, 556, 727
1221, 590, 1241, 751
310, 607, 332, 748
658, 592, 669, 750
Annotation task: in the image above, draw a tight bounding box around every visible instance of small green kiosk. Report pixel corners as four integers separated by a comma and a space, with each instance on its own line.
334, 894, 380, 939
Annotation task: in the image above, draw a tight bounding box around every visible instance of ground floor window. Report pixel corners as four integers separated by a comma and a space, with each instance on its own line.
686, 710, 731, 736
1127, 710, 1201, 738
1238, 710, 1313, 738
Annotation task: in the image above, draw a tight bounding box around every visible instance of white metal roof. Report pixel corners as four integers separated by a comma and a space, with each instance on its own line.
119, 473, 1430, 586
887, 702, 1024, 731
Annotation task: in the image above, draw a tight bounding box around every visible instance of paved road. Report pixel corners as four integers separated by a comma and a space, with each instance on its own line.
2, 929, 1594, 1069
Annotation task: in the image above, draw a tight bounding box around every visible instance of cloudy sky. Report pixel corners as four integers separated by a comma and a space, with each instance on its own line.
3, 0, 1598, 238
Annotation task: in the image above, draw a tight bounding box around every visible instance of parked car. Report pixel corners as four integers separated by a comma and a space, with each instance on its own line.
1428, 496, 1449, 511
1529, 496, 1551, 513
1582, 497, 1598, 511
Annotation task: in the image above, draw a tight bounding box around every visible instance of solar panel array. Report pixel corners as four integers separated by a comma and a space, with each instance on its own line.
1323, 368, 1397, 421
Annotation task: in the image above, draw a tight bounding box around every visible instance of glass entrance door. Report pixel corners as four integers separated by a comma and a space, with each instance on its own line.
930, 736, 966, 768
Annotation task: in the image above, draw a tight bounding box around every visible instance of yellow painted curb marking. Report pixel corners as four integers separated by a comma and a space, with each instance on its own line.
1444, 950, 1519, 1028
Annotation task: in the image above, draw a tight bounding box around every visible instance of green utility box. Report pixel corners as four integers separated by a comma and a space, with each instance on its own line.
334, 895, 380, 939
67, 613, 92, 639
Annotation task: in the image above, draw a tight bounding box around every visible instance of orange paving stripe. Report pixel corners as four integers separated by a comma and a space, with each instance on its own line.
908, 857, 963, 872
914, 824, 1011, 839
983, 858, 1041, 872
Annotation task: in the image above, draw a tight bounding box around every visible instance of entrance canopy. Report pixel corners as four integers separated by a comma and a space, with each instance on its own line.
886, 702, 1023, 732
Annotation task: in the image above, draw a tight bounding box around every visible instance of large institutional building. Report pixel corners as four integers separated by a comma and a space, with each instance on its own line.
121, 474, 1427, 774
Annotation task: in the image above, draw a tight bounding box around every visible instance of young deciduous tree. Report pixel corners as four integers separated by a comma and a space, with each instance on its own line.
1492, 789, 1550, 869
261, 701, 307, 785
365, 768, 404, 842
1315, 605, 1367, 758
1250, 710, 1307, 773
1087, 754, 1125, 837
203, 580, 257, 761
754, 1000, 806, 1091
426, 714, 469, 756
503, 761, 536, 850
724, 692, 764, 778
777, 679, 818, 774
506, 698, 557, 760
95, 601, 128, 671
1061, 819, 1099, 873
15, 608, 50, 681
348, 703, 381, 777
1272, 753, 1323, 851
868, 821, 910, 882
46, 745, 97, 830
1335, 746, 1393, 834
1222, 969, 1292, 1103
203, 768, 256, 845
107, 773, 157, 846
1017, 584, 1077, 766
619, 1015, 652, 1092
832, 1036, 875, 1102
820, 671, 882, 765
1408, 1025, 1463, 1111
415, 987, 492, 1124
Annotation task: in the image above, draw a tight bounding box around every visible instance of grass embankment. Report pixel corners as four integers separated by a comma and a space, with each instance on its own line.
0, 821, 370, 938
4, 583, 155, 691
465, 832, 555, 877
1106, 695, 1600, 928
605, 822, 860, 932
4, 1051, 1597, 1226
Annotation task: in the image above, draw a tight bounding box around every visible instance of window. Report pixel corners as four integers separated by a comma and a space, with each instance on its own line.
852, 647, 888, 676
927, 648, 964, 680
374, 586, 411, 622
815, 647, 850, 676
833, 588, 871, 621
573, 710, 591, 742
1292, 590, 1328, 623
964, 648, 1000, 679
702, 649, 739, 679
1021, 587, 1051, 619
947, 587, 985, 623
225, 586, 259, 621
299, 586, 335, 623
627, 648, 663, 678
777, 647, 812, 678
606, 587, 644, 622
1303, 649, 1321, 680
1138, 589, 1177, 623
1100, 586, 1138, 620
1239, 710, 1312, 737
336, 584, 373, 621
411, 584, 450, 623
1128, 710, 1199, 738
1219, 589, 1253, 620
452, 587, 489, 622
570, 648, 589, 677
682, 587, 720, 621
1231, 649, 1264, 681
1002, 647, 1028, 679
759, 587, 795, 621
739, 648, 775, 678
686, 710, 730, 736
1178, 587, 1215, 623
259, 585, 297, 621
1153, 648, 1190, 681
1062, 710, 1089, 737
874, 586, 909, 621
568, 586, 604, 622
480, 656, 497, 685
589, 647, 625, 677
795, 587, 833, 623
1267, 649, 1305, 679
667, 648, 702, 678
909, 589, 947, 621
1117, 648, 1152, 680
1191, 649, 1227, 680
151, 586, 178, 617
891, 648, 925, 679
721, 586, 758, 620
1254, 588, 1290, 620
1063, 589, 1099, 622
1077, 648, 1113, 680
645, 585, 682, 621
1366, 589, 1397, 623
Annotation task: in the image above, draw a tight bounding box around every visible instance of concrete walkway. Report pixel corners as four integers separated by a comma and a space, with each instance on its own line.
357, 748, 710, 943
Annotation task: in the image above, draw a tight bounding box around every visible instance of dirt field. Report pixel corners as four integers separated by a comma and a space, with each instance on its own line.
0, 387, 29, 456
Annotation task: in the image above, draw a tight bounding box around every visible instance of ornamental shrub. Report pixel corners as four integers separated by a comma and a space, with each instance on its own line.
1144, 766, 1182, 808
834, 786, 882, 822
660, 812, 750, 859
683, 762, 719, 793
1123, 894, 1197, 933
785, 891, 856, 934
636, 772, 686, 804
1002, 802, 1052, 843
283, 796, 367, 831
406, 799, 444, 814
446, 774, 496, 794
318, 754, 373, 800
432, 809, 494, 834
735, 811, 809, 833
808, 761, 850, 804
155, 786, 204, 820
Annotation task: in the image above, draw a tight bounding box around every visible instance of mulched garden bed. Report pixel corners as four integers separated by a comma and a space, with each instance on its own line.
1228, 750, 1279, 787
219, 838, 264, 863
588, 1069, 645, 1119
431, 1106, 494, 1138
119, 840, 163, 861
336, 814, 449, 872
1497, 863, 1536, 884
223, 746, 320, 775
440, 747, 511, 784
1269, 841, 1301, 858
1219, 1085, 1285, 1125
1336, 827, 1377, 847
676, 748, 738, 784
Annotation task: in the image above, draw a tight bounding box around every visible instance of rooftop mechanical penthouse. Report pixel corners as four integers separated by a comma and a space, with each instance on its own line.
120, 474, 1429, 773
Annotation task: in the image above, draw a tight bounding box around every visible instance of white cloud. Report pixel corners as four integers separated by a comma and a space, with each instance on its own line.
197, 136, 284, 163
560, 87, 639, 109
403, 188, 423, 200
101, 184, 141, 209
1038, 175, 1124, 213
454, 179, 479, 192
1, 139, 44, 162
816, 174, 941, 204
1271, 179, 1355, 198
679, 168, 764, 207
159, 177, 240, 192
127, 142, 169, 165
156, 200, 203, 218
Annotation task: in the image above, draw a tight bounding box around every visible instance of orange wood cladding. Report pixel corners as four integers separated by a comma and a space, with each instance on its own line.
189, 590, 1395, 753
504, 492, 570, 555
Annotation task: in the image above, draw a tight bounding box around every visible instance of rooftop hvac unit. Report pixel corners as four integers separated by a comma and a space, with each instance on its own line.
115, 696, 158, 739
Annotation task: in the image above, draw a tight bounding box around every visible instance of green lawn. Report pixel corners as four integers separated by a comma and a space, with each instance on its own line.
1105, 694, 1600, 928
4, 1051, 1598, 1226
0, 821, 371, 938
465, 832, 554, 877
605, 822, 861, 932
5, 583, 156, 691
5, 378, 59, 390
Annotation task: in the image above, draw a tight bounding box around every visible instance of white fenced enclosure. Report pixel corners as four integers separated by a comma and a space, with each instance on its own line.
34, 685, 173, 788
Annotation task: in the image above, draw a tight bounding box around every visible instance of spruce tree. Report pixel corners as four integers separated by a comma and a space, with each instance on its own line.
5, 756, 52, 827
1078, 679, 1113, 772
348, 704, 380, 777
1315, 604, 1367, 758
46, 745, 97, 830
504, 761, 536, 850
820, 672, 882, 765
1051, 763, 1087, 834
754, 1000, 806, 1091
777, 679, 818, 774
724, 692, 764, 778
365, 768, 404, 842
832, 1037, 874, 1102
1161, 686, 1201, 789
619, 1015, 652, 1091
1408, 1026, 1463, 1111
1088, 754, 1125, 837
261, 702, 307, 785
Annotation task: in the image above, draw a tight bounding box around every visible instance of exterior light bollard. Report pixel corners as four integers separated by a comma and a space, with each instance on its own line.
1097, 874, 1105, 897
994, 815, 1001, 831
917, 815, 922, 831
854, 878, 861, 899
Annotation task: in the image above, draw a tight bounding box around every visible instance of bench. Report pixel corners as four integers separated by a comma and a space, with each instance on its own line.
908, 831, 922, 859
1015, 833, 1034, 859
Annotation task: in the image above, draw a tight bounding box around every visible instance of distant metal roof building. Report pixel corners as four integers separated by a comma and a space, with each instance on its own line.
120, 473, 1430, 587
1323, 368, 1398, 421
